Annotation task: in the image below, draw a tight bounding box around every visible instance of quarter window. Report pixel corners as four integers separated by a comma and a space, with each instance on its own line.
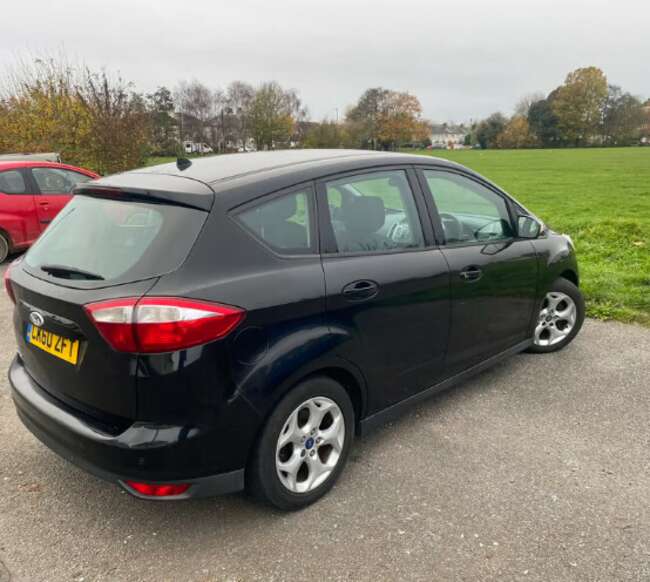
0, 170, 27, 194
324, 170, 424, 254
423, 171, 513, 244
32, 167, 93, 194
238, 190, 312, 254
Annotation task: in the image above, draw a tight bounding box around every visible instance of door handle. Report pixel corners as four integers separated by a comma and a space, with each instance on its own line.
459, 266, 483, 282
38, 201, 49, 207
342, 280, 379, 301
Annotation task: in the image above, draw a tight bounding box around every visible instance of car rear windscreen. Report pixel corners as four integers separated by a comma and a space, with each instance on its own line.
24, 195, 207, 286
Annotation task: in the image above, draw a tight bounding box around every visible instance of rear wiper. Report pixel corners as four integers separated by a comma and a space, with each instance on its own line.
39, 264, 105, 281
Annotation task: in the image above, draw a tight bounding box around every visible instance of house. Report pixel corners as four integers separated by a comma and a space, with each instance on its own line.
430, 123, 469, 149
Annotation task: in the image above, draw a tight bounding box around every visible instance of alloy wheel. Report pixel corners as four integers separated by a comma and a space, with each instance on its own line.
275, 396, 345, 494
534, 291, 577, 347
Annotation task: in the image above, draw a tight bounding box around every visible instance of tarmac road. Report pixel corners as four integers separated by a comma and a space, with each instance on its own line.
0, 263, 648, 581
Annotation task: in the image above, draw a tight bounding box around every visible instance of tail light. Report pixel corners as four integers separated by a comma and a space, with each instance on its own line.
84, 297, 245, 353
4, 261, 16, 304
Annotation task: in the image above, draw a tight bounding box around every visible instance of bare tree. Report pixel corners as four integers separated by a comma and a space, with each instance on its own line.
514, 92, 546, 117
175, 80, 217, 145
224, 81, 255, 149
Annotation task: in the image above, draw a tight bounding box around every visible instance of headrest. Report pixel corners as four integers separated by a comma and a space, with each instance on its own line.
341, 196, 385, 233
263, 195, 297, 222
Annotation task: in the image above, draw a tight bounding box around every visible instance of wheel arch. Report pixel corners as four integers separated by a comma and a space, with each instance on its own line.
559, 269, 579, 287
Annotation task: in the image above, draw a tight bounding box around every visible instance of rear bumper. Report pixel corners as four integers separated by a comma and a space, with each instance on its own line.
8, 355, 247, 499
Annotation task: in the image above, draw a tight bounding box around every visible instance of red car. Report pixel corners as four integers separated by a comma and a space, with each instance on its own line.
0, 161, 99, 262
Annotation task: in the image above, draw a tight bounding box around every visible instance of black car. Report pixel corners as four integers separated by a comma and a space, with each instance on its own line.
5, 150, 584, 509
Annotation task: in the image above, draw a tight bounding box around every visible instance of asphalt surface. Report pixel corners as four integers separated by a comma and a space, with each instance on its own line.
0, 263, 648, 581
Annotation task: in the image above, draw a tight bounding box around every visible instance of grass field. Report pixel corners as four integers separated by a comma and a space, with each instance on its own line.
146, 148, 650, 326
410, 147, 650, 325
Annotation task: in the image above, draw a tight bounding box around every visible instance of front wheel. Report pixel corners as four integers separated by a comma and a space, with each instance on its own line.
247, 376, 354, 510
527, 277, 585, 353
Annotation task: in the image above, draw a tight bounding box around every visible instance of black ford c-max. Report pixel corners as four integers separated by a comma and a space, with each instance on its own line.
6, 150, 584, 509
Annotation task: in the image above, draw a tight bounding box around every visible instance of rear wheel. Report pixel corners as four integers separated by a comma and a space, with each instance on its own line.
247, 376, 354, 510
0, 234, 9, 263
528, 277, 585, 353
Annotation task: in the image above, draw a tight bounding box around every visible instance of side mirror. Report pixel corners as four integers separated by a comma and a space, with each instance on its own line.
517, 215, 543, 239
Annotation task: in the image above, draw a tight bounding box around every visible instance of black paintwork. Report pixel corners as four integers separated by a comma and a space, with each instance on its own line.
7, 150, 579, 497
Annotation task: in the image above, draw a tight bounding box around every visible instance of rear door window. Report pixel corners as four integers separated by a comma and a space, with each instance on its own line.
32, 167, 93, 194
324, 170, 424, 254
237, 189, 313, 254
24, 195, 207, 286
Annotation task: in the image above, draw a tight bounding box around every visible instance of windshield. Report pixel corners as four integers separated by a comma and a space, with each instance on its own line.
25, 195, 207, 286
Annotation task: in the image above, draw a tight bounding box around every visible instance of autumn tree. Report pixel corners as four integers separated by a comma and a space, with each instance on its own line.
496, 116, 537, 148
76, 71, 150, 175
346, 88, 430, 149
0, 57, 149, 174
552, 66, 608, 146
346, 88, 391, 149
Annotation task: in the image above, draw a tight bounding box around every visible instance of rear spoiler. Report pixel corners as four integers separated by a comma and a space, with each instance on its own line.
75, 174, 214, 212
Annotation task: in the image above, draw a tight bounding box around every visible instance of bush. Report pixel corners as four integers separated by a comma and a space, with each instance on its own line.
0, 58, 150, 174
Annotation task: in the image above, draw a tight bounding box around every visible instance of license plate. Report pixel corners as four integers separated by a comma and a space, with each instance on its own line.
26, 323, 80, 365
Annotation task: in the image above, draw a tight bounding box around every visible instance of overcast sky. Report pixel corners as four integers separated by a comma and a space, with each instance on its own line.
1, 0, 648, 122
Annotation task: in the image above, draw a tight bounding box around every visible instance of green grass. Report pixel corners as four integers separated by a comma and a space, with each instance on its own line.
408, 147, 650, 326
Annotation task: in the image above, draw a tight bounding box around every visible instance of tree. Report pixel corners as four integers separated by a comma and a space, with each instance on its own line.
377, 92, 431, 149
0, 57, 149, 174
496, 116, 537, 148
475, 113, 507, 149
602, 85, 644, 146
514, 92, 545, 117
248, 82, 304, 150
77, 71, 150, 175
303, 119, 351, 148
528, 95, 563, 147
551, 66, 608, 146
175, 80, 217, 145
346, 87, 391, 149
223, 81, 255, 149
346, 88, 430, 149
147, 86, 178, 155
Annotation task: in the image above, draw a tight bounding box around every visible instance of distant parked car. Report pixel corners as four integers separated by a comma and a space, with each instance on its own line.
0, 161, 99, 262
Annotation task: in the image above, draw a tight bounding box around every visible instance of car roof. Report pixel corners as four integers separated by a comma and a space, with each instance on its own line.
92, 150, 463, 205
136, 150, 459, 185
0, 160, 98, 176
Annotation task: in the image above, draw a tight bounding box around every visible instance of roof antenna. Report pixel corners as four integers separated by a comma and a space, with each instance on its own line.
176, 157, 192, 171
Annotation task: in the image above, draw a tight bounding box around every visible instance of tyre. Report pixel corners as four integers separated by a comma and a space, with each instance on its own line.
0, 234, 9, 263
247, 376, 355, 510
527, 277, 585, 353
